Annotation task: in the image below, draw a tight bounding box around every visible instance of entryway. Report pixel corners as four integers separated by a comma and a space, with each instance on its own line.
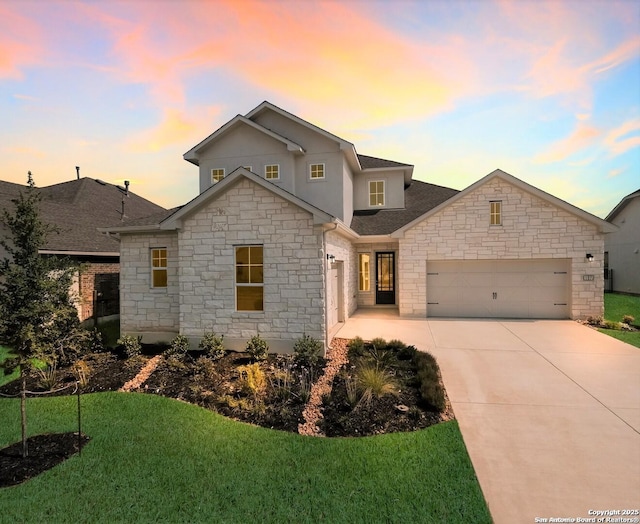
375, 252, 395, 305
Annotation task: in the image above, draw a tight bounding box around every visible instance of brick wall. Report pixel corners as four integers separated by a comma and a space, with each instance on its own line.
399, 177, 604, 319
78, 262, 119, 321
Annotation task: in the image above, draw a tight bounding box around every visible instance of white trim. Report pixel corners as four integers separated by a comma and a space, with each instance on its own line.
309, 163, 325, 180
265, 164, 280, 180
368, 180, 385, 207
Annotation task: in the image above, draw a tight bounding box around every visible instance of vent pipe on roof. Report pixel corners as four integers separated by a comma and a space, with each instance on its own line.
75, 166, 80, 180
124, 180, 129, 196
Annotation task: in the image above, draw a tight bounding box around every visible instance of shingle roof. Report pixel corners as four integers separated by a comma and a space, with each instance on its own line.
0, 178, 166, 254
349, 180, 459, 235
357, 154, 413, 169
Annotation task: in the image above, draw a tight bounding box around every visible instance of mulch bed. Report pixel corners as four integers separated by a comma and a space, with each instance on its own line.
0, 340, 453, 487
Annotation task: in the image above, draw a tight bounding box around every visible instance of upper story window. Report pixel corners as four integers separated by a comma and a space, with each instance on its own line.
369, 180, 385, 206
310, 163, 325, 179
358, 253, 370, 291
490, 201, 502, 225
265, 164, 280, 180
235, 245, 264, 311
211, 168, 225, 184
151, 248, 167, 288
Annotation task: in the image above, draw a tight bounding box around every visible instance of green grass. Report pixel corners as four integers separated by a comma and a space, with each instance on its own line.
0, 393, 490, 523
599, 293, 640, 348
0, 346, 18, 387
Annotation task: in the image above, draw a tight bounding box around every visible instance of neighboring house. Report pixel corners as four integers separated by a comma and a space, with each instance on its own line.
604, 189, 640, 295
101, 101, 615, 351
0, 177, 166, 321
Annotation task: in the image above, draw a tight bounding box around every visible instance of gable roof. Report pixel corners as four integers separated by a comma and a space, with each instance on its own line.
101, 168, 334, 234
392, 169, 617, 237
350, 180, 458, 235
183, 114, 305, 165
1, 178, 166, 254
605, 188, 640, 222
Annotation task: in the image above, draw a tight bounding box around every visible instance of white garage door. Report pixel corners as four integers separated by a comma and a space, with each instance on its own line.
426, 259, 570, 319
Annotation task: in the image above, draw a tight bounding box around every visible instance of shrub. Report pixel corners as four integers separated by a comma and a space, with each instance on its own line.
370, 337, 388, 350
602, 320, 621, 330
36, 361, 60, 391
73, 360, 91, 388
622, 314, 635, 325
387, 339, 407, 351
237, 363, 266, 397
117, 335, 142, 359
413, 351, 446, 412
246, 334, 269, 361
585, 315, 603, 326
356, 365, 398, 407
293, 334, 323, 368
366, 345, 397, 369
199, 332, 225, 360
86, 328, 105, 353
347, 336, 366, 360
344, 374, 359, 408
165, 334, 191, 359
397, 344, 418, 361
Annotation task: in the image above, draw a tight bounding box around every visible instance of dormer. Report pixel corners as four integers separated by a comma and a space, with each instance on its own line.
354, 155, 414, 211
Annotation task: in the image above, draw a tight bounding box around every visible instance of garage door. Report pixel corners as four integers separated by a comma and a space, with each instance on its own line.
426, 259, 570, 319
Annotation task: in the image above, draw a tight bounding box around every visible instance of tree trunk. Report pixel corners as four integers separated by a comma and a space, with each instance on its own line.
21, 370, 28, 458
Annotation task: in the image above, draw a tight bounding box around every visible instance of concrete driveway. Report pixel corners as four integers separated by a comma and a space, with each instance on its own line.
335, 313, 640, 524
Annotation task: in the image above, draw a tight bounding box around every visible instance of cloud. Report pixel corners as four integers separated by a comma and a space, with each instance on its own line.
607, 167, 625, 178
604, 119, 640, 157
0, 5, 45, 79
535, 121, 601, 164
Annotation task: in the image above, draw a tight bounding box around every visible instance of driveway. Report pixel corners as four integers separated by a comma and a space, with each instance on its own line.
335, 313, 640, 524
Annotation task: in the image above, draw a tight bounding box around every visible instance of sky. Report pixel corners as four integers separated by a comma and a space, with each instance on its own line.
0, 0, 638, 219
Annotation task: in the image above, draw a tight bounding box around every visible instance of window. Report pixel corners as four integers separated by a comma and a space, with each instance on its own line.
151, 248, 167, 288
358, 253, 370, 291
265, 164, 279, 180
490, 201, 502, 225
369, 180, 385, 206
211, 168, 225, 183
235, 246, 263, 311
310, 163, 325, 179
243, 166, 252, 172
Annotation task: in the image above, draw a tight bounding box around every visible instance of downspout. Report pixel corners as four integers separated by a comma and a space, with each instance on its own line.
323, 221, 339, 352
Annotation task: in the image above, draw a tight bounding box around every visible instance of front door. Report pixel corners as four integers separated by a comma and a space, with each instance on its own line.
376, 252, 395, 305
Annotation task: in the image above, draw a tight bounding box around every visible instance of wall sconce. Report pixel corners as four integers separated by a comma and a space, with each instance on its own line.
586, 253, 594, 262
326, 254, 336, 262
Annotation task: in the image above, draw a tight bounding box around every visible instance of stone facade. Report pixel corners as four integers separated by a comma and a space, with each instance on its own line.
398, 177, 605, 319
325, 230, 358, 318
177, 178, 325, 351
119, 232, 180, 341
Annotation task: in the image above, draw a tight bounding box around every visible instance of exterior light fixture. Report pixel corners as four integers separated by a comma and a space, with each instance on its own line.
586, 253, 594, 262
326, 254, 336, 262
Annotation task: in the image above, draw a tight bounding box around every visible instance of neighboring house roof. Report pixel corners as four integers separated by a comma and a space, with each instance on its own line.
605, 188, 640, 222
350, 180, 459, 235
0, 178, 166, 255
392, 169, 617, 237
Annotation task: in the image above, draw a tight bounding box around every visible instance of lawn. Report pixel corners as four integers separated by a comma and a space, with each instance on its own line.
0, 346, 18, 387
0, 393, 491, 523
600, 293, 640, 348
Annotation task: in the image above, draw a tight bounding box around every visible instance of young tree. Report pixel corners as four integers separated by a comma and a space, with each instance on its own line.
0, 172, 84, 457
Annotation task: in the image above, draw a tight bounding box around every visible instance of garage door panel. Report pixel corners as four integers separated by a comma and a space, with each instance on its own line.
426, 259, 570, 319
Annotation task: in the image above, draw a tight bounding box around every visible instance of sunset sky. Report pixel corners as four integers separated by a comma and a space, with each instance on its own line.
1, 0, 638, 218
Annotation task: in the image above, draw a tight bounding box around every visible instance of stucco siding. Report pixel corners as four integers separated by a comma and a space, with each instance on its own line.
119, 232, 180, 338
353, 170, 405, 210
178, 178, 325, 351
398, 177, 604, 319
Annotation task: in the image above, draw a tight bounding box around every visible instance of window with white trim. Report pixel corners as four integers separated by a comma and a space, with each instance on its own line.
151, 248, 167, 288
490, 201, 502, 225
369, 180, 385, 206
358, 253, 370, 291
310, 163, 325, 179
235, 245, 264, 311
265, 164, 279, 180
211, 168, 225, 183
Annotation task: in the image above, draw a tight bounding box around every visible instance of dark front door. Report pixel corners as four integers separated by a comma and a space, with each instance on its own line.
376, 252, 395, 305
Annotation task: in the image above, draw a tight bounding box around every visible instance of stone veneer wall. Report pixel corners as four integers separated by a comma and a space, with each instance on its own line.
119, 232, 180, 340
325, 230, 358, 318
178, 178, 325, 351
399, 178, 604, 319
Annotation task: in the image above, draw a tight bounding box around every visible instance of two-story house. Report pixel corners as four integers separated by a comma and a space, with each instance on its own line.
102, 101, 614, 351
